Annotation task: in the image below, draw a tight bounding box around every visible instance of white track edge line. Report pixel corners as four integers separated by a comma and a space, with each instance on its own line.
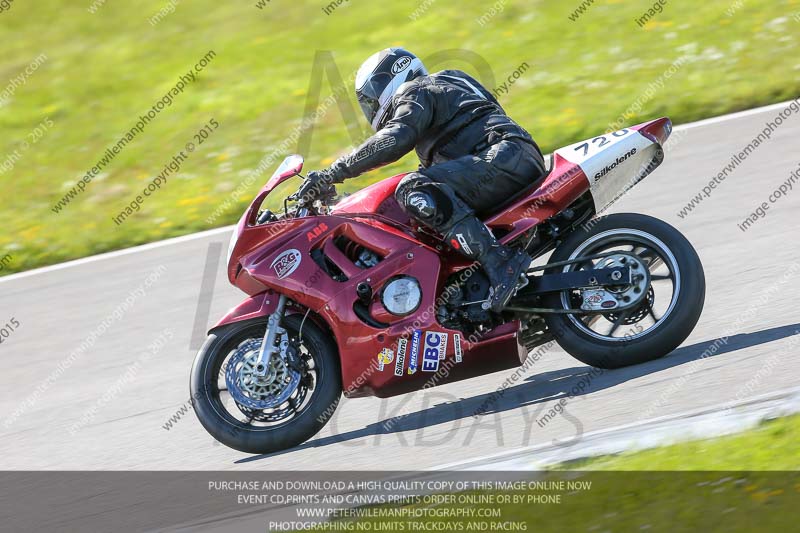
432, 385, 800, 470
672, 99, 798, 132
0, 225, 234, 283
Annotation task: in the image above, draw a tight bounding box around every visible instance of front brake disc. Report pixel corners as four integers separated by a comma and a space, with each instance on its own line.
225, 339, 301, 411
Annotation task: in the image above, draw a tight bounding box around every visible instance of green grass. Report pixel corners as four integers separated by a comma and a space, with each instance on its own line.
1, 0, 799, 274
555, 414, 800, 470
301, 415, 800, 532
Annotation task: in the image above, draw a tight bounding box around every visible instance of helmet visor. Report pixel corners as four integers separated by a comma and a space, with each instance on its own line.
357, 91, 381, 126
356, 64, 394, 124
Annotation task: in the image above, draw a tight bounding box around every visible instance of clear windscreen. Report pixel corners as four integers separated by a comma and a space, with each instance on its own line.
269, 154, 304, 182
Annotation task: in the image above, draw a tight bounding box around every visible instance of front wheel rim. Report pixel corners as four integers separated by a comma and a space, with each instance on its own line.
205, 323, 321, 428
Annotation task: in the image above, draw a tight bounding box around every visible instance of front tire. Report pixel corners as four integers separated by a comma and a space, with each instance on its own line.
190, 314, 342, 454
542, 213, 705, 369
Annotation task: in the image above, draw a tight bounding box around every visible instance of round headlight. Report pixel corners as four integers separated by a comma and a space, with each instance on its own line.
381, 276, 422, 316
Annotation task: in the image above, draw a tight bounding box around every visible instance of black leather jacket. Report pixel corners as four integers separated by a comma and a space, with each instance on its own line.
327, 69, 539, 181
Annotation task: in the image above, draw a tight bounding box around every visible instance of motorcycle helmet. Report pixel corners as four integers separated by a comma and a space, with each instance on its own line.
355, 47, 427, 131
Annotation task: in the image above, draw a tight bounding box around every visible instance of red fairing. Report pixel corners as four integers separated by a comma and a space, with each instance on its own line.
333, 174, 405, 213
332, 173, 412, 225
211, 290, 279, 331
226, 209, 528, 398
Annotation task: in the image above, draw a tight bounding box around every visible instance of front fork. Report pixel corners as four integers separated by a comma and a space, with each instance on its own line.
253, 293, 288, 377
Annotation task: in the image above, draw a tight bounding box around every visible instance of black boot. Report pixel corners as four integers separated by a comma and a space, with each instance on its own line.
444, 216, 531, 313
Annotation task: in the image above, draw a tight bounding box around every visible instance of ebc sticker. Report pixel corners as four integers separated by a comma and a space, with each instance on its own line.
271, 248, 302, 279
421, 332, 448, 372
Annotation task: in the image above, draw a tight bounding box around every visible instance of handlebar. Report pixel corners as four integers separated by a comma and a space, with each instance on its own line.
292, 182, 337, 209
276, 184, 337, 221
252, 172, 338, 226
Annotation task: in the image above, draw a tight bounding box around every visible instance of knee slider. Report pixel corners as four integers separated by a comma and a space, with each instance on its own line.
395, 172, 457, 229
405, 191, 437, 221
396, 173, 437, 221
395, 172, 429, 200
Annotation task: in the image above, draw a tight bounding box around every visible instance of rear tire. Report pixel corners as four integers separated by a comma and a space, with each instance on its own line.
542, 213, 705, 369
190, 314, 341, 454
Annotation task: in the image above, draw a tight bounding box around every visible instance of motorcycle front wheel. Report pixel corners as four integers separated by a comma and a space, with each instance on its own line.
190, 314, 341, 454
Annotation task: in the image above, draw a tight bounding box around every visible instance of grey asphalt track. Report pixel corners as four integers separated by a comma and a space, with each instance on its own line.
1, 102, 799, 471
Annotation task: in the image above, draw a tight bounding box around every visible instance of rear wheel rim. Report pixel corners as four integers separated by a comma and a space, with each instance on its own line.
559, 228, 681, 342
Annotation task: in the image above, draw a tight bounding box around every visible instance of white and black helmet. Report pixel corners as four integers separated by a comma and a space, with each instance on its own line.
355, 47, 427, 131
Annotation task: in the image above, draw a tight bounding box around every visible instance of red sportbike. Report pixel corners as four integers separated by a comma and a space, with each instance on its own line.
191, 118, 705, 454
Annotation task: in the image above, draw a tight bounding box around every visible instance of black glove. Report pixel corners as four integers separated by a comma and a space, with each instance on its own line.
296, 170, 337, 205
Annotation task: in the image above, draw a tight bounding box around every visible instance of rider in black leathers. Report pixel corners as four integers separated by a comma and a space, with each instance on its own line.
298, 47, 547, 312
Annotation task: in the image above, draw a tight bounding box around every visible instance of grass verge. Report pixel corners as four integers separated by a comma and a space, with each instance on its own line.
555, 412, 800, 471
2, 0, 800, 274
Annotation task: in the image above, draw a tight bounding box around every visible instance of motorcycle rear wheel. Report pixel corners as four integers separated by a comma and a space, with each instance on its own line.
542, 213, 705, 369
